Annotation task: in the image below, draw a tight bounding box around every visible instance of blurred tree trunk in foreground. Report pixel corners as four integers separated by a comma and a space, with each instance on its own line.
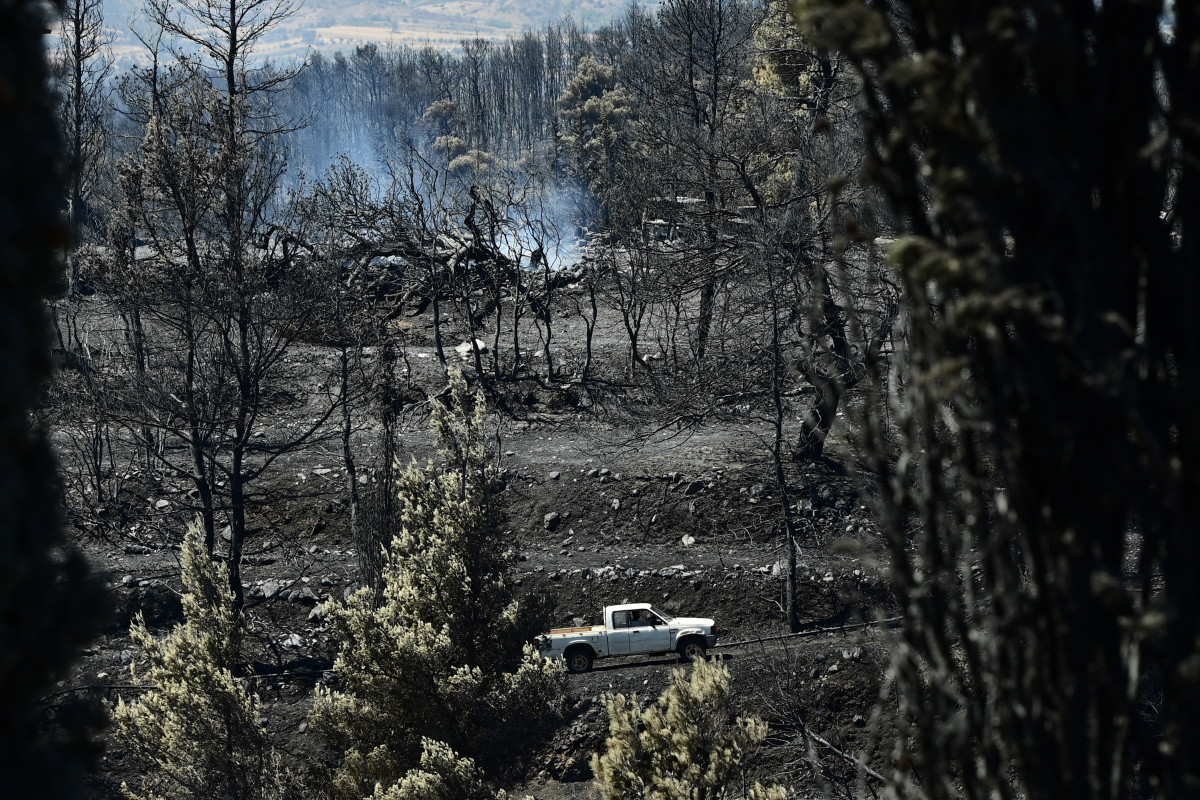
0, 1, 104, 797
797, 1, 1200, 797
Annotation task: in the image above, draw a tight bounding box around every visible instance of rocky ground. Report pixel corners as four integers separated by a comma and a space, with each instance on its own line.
54, 297, 900, 799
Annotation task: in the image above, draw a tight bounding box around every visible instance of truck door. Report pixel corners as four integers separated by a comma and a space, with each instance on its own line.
607, 609, 634, 655
626, 610, 671, 655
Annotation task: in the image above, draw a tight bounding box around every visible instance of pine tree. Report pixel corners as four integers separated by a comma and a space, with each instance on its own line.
795, 0, 1200, 796
592, 659, 789, 800
114, 522, 284, 800
314, 370, 565, 799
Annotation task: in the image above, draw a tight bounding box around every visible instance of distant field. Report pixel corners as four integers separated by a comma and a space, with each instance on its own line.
96, 0, 656, 62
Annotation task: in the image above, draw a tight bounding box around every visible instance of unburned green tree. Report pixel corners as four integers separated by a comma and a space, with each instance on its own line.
114, 521, 285, 800
592, 659, 788, 800
313, 370, 565, 799
795, 0, 1200, 797
558, 56, 632, 227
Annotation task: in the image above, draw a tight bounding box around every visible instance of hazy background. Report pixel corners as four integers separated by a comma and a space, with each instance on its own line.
101, 0, 663, 63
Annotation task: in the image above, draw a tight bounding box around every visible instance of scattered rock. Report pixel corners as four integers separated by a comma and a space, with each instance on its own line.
154, 499, 170, 510
549, 471, 561, 480
681, 534, 696, 547
261, 581, 282, 599
544, 511, 561, 532
453, 339, 487, 359
610, 498, 620, 511
684, 480, 705, 495
280, 633, 303, 648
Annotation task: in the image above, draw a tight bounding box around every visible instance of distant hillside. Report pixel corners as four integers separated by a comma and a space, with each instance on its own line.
100, 0, 656, 63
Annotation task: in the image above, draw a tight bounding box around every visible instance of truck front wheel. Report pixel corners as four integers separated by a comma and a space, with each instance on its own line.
678, 638, 707, 663
565, 647, 594, 674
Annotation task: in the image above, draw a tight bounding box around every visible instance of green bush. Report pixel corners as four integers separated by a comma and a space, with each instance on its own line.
114, 522, 286, 800
592, 659, 788, 800
314, 371, 565, 799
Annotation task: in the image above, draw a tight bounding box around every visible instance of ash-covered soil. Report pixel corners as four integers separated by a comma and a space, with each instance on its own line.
56, 301, 900, 799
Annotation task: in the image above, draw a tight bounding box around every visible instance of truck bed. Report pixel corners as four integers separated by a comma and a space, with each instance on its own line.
549, 625, 604, 634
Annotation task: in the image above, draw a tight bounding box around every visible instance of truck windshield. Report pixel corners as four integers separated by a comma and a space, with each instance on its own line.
649, 606, 673, 623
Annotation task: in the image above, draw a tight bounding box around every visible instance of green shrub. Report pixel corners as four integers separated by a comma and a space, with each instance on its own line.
314, 371, 565, 799
114, 522, 286, 800
592, 659, 788, 800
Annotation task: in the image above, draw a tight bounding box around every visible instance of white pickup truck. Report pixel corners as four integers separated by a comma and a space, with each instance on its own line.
535, 603, 719, 673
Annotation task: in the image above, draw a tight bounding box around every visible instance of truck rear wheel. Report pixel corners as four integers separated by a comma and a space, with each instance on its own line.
678, 639, 707, 663
565, 647, 594, 674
